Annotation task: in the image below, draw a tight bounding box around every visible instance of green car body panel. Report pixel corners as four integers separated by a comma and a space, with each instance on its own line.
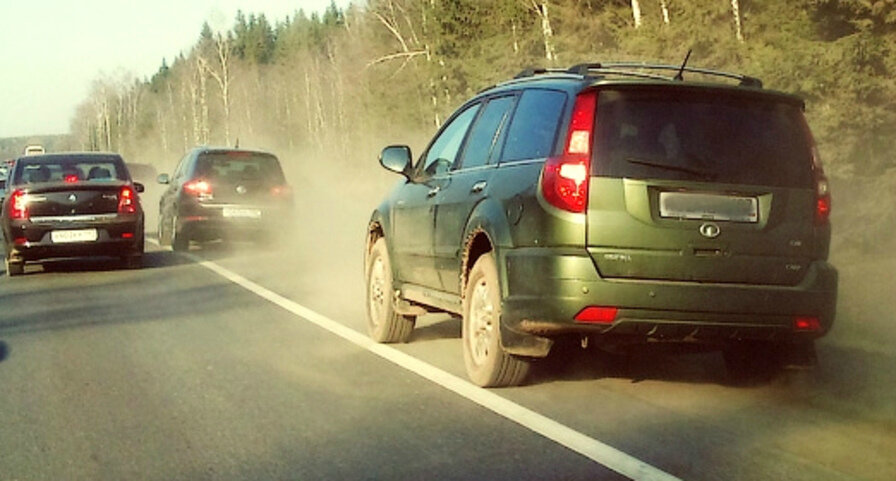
368, 67, 837, 367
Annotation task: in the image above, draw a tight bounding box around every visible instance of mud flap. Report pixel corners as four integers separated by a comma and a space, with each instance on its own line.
500, 321, 553, 358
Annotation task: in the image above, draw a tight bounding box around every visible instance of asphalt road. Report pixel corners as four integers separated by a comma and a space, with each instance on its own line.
1, 189, 894, 480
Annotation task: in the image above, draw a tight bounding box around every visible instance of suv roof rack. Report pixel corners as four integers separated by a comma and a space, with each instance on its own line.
513, 62, 763, 88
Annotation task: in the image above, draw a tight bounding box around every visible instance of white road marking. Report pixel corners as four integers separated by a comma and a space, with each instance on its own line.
158, 242, 681, 481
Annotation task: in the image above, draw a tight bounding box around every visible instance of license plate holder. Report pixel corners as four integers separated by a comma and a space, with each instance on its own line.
51, 229, 99, 243
659, 192, 758, 223
222, 207, 261, 219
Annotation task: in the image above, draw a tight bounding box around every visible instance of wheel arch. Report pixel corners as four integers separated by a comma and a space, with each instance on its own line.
460, 198, 513, 297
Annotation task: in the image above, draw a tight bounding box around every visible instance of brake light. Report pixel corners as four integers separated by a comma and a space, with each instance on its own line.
574, 306, 618, 324
801, 118, 831, 225
184, 179, 212, 197
118, 186, 137, 214
9, 189, 28, 220
793, 316, 821, 332
271, 185, 292, 197
64, 174, 79, 183
815, 175, 831, 224
541, 90, 597, 213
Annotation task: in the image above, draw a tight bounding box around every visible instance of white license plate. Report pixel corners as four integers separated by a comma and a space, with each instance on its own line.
222, 207, 261, 219
51, 229, 98, 243
659, 192, 758, 223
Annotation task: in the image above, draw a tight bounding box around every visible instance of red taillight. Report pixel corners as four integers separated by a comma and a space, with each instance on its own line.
802, 118, 831, 225
64, 174, 79, 183
815, 175, 831, 224
118, 186, 137, 214
184, 179, 212, 197
574, 306, 618, 324
271, 185, 292, 197
9, 189, 28, 220
794, 316, 821, 332
541, 90, 597, 214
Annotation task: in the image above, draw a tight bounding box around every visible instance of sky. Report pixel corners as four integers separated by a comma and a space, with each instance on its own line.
0, 0, 349, 139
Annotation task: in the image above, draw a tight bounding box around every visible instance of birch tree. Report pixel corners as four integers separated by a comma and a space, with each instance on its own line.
731, 0, 745, 42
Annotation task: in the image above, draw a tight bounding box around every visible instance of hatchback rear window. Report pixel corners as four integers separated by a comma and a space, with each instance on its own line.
196, 152, 285, 184
593, 88, 814, 188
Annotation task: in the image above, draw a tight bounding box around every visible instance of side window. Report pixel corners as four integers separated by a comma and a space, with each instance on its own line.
421, 103, 481, 177
500, 89, 567, 163
172, 153, 191, 182
457, 96, 515, 170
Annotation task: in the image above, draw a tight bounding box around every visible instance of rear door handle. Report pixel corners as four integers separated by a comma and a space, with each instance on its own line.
471, 181, 487, 194
427, 186, 441, 197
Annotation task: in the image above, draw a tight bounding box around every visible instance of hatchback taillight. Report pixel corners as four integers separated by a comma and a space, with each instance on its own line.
118, 186, 138, 214
184, 179, 212, 197
9, 189, 28, 220
541, 90, 597, 214
271, 185, 292, 198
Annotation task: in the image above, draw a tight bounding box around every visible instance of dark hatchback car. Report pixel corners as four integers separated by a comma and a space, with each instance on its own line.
365, 62, 838, 387
157, 147, 293, 250
1, 152, 145, 276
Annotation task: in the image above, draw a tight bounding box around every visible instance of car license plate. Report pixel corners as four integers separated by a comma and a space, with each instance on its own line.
51, 229, 98, 243
659, 192, 758, 223
222, 207, 261, 219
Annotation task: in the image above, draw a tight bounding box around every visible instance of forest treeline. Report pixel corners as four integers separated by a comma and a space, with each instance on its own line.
68, 0, 895, 179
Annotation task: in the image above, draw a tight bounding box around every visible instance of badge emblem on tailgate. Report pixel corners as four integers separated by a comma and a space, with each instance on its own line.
699, 222, 721, 238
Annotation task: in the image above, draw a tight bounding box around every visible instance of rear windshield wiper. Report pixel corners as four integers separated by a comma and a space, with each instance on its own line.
625, 156, 715, 181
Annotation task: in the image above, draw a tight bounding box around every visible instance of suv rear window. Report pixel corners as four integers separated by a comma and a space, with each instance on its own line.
196, 152, 285, 184
593, 88, 814, 188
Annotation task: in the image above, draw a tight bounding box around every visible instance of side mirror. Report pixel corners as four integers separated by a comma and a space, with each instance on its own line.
379, 145, 413, 178
157, 173, 170, 185
133, 182, 145, 193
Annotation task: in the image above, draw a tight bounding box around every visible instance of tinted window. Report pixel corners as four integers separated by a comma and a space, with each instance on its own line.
195, 152, 285, 185
500, 89, 567, 163
421, 104, 481, 176
14, 156, 126, 184
457, 96, 515, 170
593, 88, 814, 187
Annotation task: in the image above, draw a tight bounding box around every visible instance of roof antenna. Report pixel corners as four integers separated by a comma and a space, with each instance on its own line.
674, 49, 692, 81
234, 137, 240, 148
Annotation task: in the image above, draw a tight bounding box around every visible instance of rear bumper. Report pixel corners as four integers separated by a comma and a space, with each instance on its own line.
4, 216, 144, 262
499, 247, 838, 357
178, 202, 291, 241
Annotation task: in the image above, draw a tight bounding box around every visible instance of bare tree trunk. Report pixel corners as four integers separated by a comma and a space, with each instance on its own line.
511, 18, 520, 55
303, 69, 317, 144
530, 1, 557, 62
116, 90, 125, 151
631, 0, 643, 28
200, 34, 234, 146
659, 0, 670, 25
196, 58, 210, 144
157, 109, 169, 155
731, 0, 745, 42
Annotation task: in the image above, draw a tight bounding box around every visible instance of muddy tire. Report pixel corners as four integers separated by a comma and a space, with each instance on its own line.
121, 236, 144, 269
462, 253, 530, 387
366, 238, 415, 343
171, 215, 189, 252
158, 213, 171, 246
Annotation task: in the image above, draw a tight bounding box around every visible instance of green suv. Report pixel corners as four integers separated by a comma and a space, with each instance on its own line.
365, 62, 837, 387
